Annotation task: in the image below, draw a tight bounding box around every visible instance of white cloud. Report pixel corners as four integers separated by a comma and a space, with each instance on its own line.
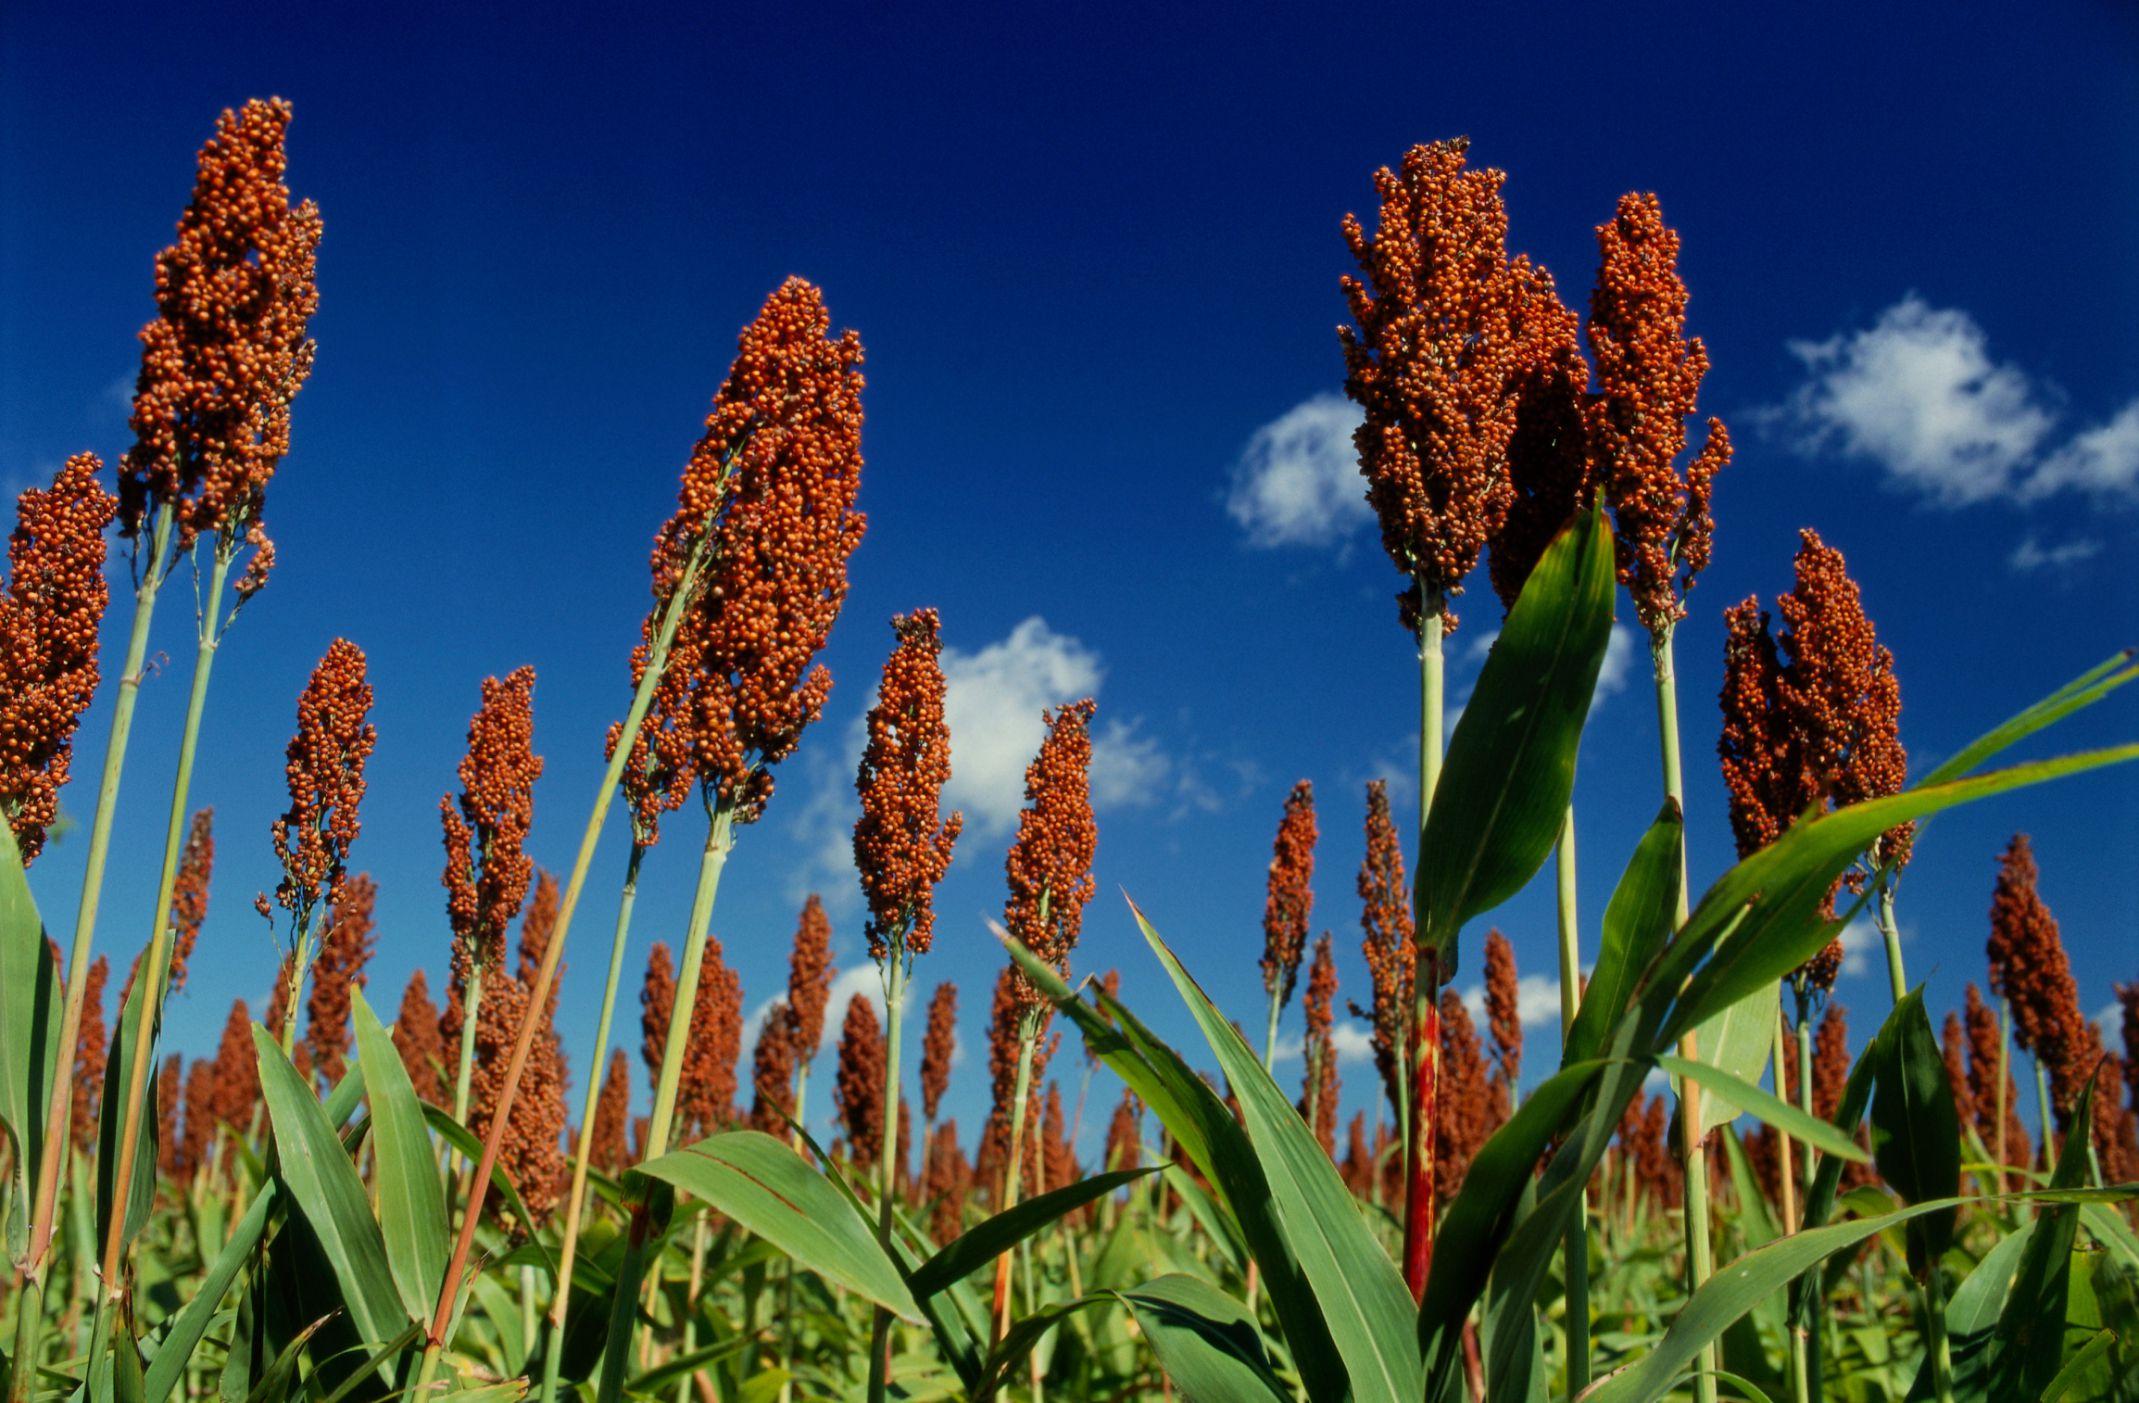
1224, 394, 1370, 548
1089, 718, 1172, 810
1780, 296, 2055, 506
1596, 625, 1638, 702
1330, 1022, 1377, 1066
1459, 974, 1564, 1031
940, 618, 1106, 838
1778, 294, 2139, 507
2028, 400, 2139, 500
2008, 535, 2102, 575
1836, 918, 1908, 981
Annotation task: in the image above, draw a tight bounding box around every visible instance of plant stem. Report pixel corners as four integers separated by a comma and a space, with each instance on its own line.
2033, 1060, 2054, 1177
866, 951, 907, 1403
1795, 996, 1824, 1399
1651, 623, 1716, 1403
1553, 808, 1591, 1399
1773, 1000, 1805, 1403
1400, 591, 1445, 1303
1923, 1260, 1955, 1403
1994, 999, 2012, 1198
989, 1012, 1042, 1350
7, 505, 173, 1403
539, 841, 646, 1403
1874, 874, 1907, 1006
672, 1215, 710, 1403
425, 527, 715, 1397
97, 536, 233, 1312
449, 962, 485, 1180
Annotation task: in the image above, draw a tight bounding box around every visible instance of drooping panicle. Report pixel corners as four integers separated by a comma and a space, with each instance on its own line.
441, 667, 542, 1026
1002, 700, 1099, 1006
167, 808, 215, 993
1489, 261, 1595, 611
834, 993, 886, 1171
623, 279, 867, 824
920, 980, 958, 1124
393, 969, 448, 1106
1483, 928, 1522, 1088
1260, 780, 1318, 1011
0, 454, 117, 862
1587, 192, 1731, 634
1339, 138, 1523, 631
1354, 780, 1415, 1117
854, 609, 962, 960
120, 99, 321, 597
749, 1001, 797, 1137
304, 872, 376, 1086
271, 640, 374, 938
787, 895, 834, 1065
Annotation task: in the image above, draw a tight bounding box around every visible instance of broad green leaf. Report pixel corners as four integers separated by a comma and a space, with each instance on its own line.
1939, 1224, 2035, 1400
143, 1067, 370, 1402
1920, 650, 2138, 785
251, 1026, 409, 1352
910, 1166, 1156, 1299
1660, 745, 2139, 1046
634, 1129, 920, 1322
1866, 989, 1960, 1277
419, 1100, 548, 1265
0, 822, 60, 1263
1580, 1196, 1978, 1403
1656, 1055, 1868, 1163
1113, 1274, 1290, 1402
1130, 902, 1423, 1403
1417, 506, 1616, 958
1984, 1066, 2097, 1397
1685, 989, 1779, 1138
352, 989, 448, 1324
1563, 801, 1681, 1066
1420, 1059, 1608, 1376
1008, 936, 1341, 1388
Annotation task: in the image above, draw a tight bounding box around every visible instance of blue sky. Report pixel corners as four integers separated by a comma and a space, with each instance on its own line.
3, 1, 2136, 1157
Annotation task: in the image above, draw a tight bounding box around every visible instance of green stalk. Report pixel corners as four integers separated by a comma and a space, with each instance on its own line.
1262, 985, 1283, 1073
1994, 1000, 2013, 1198
1651, 624, 1716, 1403
1399, 588, 1444, 1302
1774, 1000, 1806, 1403
539, 842, 646, 1403
1923, 1262, 1955, 1403
96, 537, 233, 1321
1874, 873, 1907, 1006
449, 963, 485, 1178
1795, 998, 1824, 1399
1552, 808, 1590, 1398
867, 952, 907, 1403
671, 1216, 711, 1403
989, 1013, 1042, 1350
7, 504, 174, 1403
2033, 1060, 2054, 1177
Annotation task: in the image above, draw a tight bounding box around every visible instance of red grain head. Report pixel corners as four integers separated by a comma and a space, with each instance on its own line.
677, 934, 742, 1139
1483, 928, 1522, 1088
834, 992, 885, 1172
1003, 699, 1099, 1007
393, 968, 448, 1106
919, 980, 958, 1124
1355, 780, 1415, 1120
640, 941, 676, 1096
1489, 259, 1596, 611
855, 608, 963, 960
787, 894, 834, 1062
304, 870, 376, 1087
442, 667, 541, 1013
168, 808, 215, 993
70, 955, 110, 1151
1260, 780, 1317, 1008
590, 1047, 633, 1174
272, 640, 374, 938
749, 1000, 798, 1137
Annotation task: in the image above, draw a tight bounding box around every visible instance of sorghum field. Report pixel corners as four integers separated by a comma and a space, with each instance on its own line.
2, 92, 2137, 1403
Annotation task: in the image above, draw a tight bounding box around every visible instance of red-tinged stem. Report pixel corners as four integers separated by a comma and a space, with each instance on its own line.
1401, 946, 1442, 1301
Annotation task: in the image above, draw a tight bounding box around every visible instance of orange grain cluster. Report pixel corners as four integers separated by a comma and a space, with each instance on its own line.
919, 980, 958, 1124
167, 808, 215, 994
981, 965, 1051, 1201
787, 895, 834, 1065
1962, 983, 2029, 1171
1340, 139, 1522, 632
588, 1049, 632, 1174
620, 280, 867, 827
677, 935, 742, 1139
1489, 263, 1595, 611
393, 969, 448, 1106
1482, 928, 1522, 1089
922, 1120, 971, 1244
69, 956, 110, 1151
1587, 193, 1730, 635
1433, 988, 1492, 1205
157, 1055, 185, 1178
854, 609, 963, 960
441, 667, 542, 999
304, 871, 376, 1086
749, 1001, 797, 1137
1300, 934, 1340, 1155
468, 943, 566, 1227
640, 942, 677, 1094
1354, 780, 1415, 1118
1103, 1090, 1142, 1173
1002, 700, 1099, 1006
0, 455, 117, 862
1259, 780, 1317, 1010
834, 993, 885, 1171
1986, 836, 2093, 1127
270, 640, 375, 934
120, 99, 321, 599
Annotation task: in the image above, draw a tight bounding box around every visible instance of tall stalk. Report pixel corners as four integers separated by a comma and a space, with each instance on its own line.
1651, 623, 1717, 1403
1795, 993, 1823, 1398
989, 1011, 1043, 1348
421, 530, 713, 1396
866, 954, 907, 1402
1874, 870, 1907, 1006
1773, 1000, 1806, 1403
539, 842, 645, 1403
1400, 589, 1445, 1303
1552, 808, 1590, 1398
96, 536, 234, 1326
6, 505, 173, 1401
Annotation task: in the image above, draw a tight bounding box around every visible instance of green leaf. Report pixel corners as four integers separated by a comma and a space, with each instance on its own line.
1920, 650, 2138, 786
351, 989, 448, 1325
1007, 936, 1343, 1389
910, 1166, 1157, 1299
1580, 1195, 1978, 1403
419, 1100, 548, 1267
1112, 1275, 1290, 1402
633, 1129, 921, 1323
1684, 990, 1780, 1139
1563, 802, 1681, 1067
1417, 506, 1616, 959
1985, 1065, 2097, 1398
251, 1026, 409, 1353
1656, 1054, 1868, 1164
0, 821, 60, 1263
1128, 902, 1423, 1403
1660, 745, 2139, 1047
1866, 988, 1960, 1278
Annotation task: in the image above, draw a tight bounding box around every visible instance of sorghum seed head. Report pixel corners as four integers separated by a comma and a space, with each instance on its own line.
1489, 259, 1596, 612
442, 667, 541, 1001
1483, 928, 1522, 1087
749, 1000, 798, 1137
1355, 780, 1415, 1120
1260, 780, 1317, 1009
304, 871, 376, 1087
787, 895, 834, 1062
834, 993, 885, 1171
919, 980, 958, 1124
1002, 700, 1099, 1007
393, 968, 448, 1106
590, 1048, 633, 1174
854, 609, 963, 960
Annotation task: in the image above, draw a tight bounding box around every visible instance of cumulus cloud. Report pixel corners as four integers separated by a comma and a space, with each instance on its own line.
939, 618, 1105, 837
2008, 535, 2102, 575
1458, 973, 1565, 1031
1836, 917, 1908, 980
1224, 394, 1370, 548
1777, 295, 2139, 507
1274, 1022, 1380, 1068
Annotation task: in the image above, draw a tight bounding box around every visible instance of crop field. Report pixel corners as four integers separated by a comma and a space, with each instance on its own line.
2, 56, 2137, 1403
